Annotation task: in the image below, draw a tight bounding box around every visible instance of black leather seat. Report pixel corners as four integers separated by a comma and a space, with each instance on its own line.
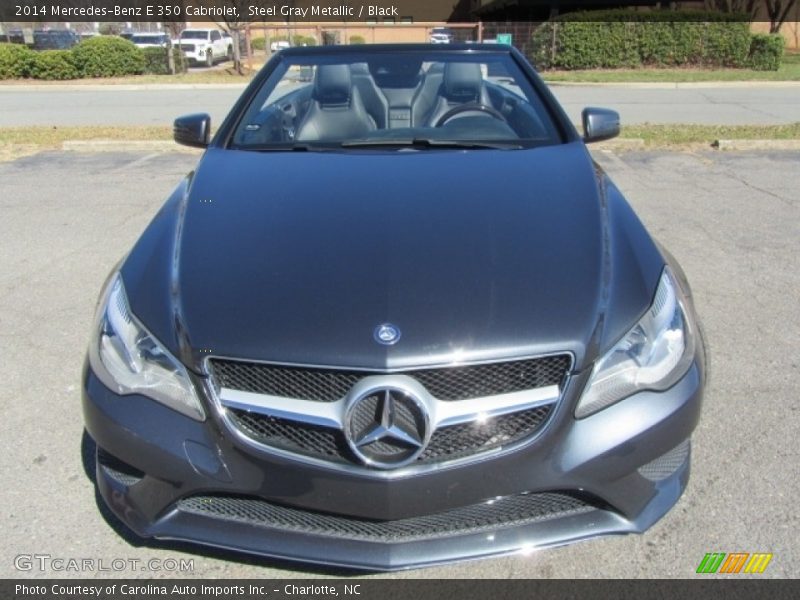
351, 63, 388, 130
295, 65, 376, 141
416, 63, 492, 128
410, 63, 444, 127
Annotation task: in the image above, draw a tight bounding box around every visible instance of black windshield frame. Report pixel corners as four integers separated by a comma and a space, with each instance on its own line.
214, 45, 579, 152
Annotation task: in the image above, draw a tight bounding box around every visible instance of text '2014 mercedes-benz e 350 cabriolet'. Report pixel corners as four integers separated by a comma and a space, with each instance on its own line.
82, 44, 705, 571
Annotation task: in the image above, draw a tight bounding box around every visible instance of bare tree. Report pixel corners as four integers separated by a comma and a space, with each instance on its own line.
705, 0, 799, 33
765, 0, 799, 32
704, 0, 761, 18
211, 0, 257, 75
161, 7, 187, 75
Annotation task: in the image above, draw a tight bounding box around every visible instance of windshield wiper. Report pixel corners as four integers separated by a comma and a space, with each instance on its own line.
237, 143, 332, 153
340, 138, 522, 150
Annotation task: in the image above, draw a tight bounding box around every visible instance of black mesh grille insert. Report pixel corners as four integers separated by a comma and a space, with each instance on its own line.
210, 354, 570, 402
229, 405, 553, 466
177, 491, 595, 542
231, 410, 350, 463
412, 357, 570, 401
420, 405, 552, 462
211, 361, 361, 402
97, 448, 144, 487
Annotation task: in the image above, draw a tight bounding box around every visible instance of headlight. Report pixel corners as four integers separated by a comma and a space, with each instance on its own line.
575, 267, 696, 418
88, 274, 205, 421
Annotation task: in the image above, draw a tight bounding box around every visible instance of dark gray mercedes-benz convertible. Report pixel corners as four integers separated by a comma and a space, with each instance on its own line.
82, 44, 705, 570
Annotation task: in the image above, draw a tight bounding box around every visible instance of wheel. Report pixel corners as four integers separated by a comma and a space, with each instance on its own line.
227, 45, 233, 61
434, 103, 507, 127
205, 50, 213, 68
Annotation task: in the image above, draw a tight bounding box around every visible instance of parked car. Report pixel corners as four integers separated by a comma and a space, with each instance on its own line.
32, 29, 80, 50
270, 39, 290, 52
7, 29, 26, 45
429, 27, 454, 43
83, 44, 705, 571
179, 28, 232, 67
130, 33, 170, 49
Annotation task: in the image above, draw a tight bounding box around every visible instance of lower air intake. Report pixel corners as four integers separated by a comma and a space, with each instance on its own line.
177, 491, 596, 542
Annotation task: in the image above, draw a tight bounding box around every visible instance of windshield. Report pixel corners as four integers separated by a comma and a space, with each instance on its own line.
181, 31, 208, 39
230, 50, 562, 151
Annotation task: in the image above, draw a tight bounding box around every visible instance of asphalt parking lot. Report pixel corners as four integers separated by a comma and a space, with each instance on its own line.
1, 148, 798, 578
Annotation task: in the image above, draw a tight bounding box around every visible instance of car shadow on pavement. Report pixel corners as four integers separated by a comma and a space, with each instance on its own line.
80, 430, 361, 576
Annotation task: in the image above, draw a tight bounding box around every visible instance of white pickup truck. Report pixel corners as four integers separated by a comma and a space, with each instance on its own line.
179, 29, 232, 67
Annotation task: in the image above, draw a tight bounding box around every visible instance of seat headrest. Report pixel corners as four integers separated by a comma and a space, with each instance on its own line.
350, 62, 370, 76
314, 65, 352, 105
443, 63, 482, 101
367, 57, 423, 88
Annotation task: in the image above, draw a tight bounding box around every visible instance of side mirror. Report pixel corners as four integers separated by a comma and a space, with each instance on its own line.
582, 107, 620, 144
174, 113, 211, 148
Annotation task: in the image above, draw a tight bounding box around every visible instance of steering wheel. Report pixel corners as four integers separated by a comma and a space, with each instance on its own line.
435, 103, 507, 127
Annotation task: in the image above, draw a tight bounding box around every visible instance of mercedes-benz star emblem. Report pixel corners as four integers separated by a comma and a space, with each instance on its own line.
344, 387, 430, 469
374, 323, 401, 345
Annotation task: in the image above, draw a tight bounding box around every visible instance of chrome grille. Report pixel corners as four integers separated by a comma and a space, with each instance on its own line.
177, 491, 595, 542
210, 354, 570, 402
214, 354, 570, 470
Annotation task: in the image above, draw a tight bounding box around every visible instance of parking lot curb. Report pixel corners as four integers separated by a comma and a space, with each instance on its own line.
57, 138, 800, 154
62, 138, 651, 153
713, 139, 800, 151
62, 140, 201, 153
594, 138, 646, 149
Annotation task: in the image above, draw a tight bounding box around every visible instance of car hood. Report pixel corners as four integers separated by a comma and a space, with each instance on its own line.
122, 142, 663, 373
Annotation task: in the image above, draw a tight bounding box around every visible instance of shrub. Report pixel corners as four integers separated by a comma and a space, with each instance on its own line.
293, 35, 316, 47
747, 33, 784, 71
0, 43, 35, 79
72, 35, 145, 78
251, 37, 266, 51
141, 47, 187, 75
530, 10, 752, 70
544, 21, 638, 69
30, 50, 79, 80
700, 20, 752, 67
349, 35, 366, 45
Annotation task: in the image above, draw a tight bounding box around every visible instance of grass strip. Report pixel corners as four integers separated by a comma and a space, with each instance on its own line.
621, 122, 800, 146
0, 126, 173, 148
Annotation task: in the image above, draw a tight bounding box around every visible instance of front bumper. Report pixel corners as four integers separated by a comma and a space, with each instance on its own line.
82, 354, 704, 571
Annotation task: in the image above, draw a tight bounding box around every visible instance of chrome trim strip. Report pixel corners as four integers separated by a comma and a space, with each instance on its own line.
433, 386, 560, 427
219, 383, 560, 431
219, 389, 343, 429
